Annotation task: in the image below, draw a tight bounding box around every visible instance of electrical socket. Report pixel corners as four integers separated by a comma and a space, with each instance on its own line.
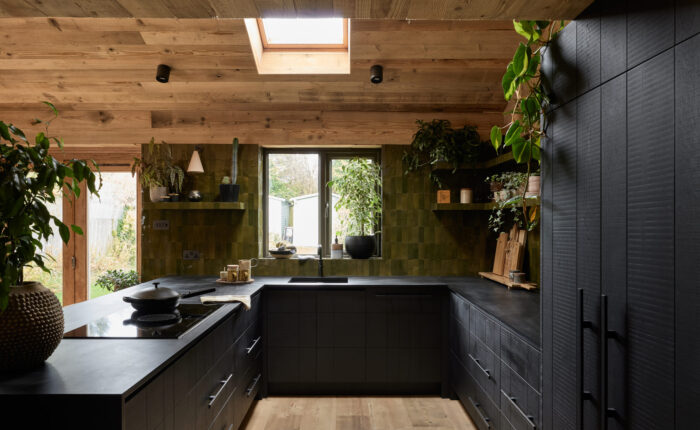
182, 250, 200, 260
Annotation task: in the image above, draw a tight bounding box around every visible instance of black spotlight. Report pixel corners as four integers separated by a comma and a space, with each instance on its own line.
370, 65, 383, 84
156, 64, 171, 83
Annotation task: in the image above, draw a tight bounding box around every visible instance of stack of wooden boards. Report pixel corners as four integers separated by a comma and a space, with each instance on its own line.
478, 225, 537, 290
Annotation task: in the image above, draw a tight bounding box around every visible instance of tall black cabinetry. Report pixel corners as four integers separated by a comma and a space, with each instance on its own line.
541, 1, 699, 428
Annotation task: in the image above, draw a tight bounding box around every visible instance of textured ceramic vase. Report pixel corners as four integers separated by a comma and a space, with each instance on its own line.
149, 186, 167, 203
0, 282, 64, 371
344, 236, 375, 259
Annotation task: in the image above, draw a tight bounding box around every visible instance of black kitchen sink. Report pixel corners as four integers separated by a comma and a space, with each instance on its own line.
288, 276, 349, 283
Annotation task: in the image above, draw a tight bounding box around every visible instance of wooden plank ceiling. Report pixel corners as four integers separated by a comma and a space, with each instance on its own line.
0, 17, 528, 153
0, 0, 592, 20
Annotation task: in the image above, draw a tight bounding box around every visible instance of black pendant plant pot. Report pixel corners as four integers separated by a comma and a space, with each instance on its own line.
219, 184, 240, 202
344, 235, 375, 259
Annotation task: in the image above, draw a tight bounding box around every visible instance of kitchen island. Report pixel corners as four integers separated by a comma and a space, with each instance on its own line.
0, 276, 539, 430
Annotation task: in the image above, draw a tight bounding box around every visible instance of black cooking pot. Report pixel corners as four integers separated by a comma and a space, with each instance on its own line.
123, 282, 180, 313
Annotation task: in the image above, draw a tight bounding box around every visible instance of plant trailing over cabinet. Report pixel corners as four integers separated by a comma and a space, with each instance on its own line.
403, 119, 483, 188
489, 20, 564, 231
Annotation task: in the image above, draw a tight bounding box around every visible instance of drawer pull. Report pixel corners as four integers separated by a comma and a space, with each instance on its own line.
246, 336, 262, 355
227, 425, 234, 430
468, 353, 491, 379
501, 389, 536, 429
467, 396, 491, 428
208, 373, 233, 408
246, 373, 262, 397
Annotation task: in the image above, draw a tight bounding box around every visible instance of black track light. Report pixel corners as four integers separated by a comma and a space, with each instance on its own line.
370, 65, 383, 84
156, 64, 171, 83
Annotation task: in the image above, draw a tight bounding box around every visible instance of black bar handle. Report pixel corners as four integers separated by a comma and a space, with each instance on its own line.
501, 389, 536, 430
468, 353, 491, 379
468, 396, 491, 428
578, 288, 594, 428
600, 293, 619, 427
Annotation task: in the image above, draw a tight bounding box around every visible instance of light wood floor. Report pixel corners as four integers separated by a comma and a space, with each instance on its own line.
242, 396, 476, 430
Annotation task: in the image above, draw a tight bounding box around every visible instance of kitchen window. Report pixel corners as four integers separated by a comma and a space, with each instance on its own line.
263, 148, 381, 257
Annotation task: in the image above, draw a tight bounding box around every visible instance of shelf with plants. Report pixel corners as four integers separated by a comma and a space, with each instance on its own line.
432, 197, 539, 212
143, 201, 245, 210
431, 151, 515, 171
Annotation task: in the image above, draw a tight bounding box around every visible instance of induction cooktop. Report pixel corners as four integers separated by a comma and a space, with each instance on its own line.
63, 303, 222, 339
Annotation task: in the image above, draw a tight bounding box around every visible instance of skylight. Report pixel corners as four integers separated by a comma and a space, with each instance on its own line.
258, 18, 347, 49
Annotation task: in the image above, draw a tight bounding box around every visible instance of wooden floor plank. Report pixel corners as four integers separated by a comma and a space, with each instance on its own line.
242, 396, 476, 430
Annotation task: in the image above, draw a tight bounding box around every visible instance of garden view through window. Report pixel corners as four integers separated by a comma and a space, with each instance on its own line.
265, 149, 380, 257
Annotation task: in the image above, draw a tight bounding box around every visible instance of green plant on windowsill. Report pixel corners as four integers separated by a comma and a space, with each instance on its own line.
327, 158, 382, 259
403, 119, 485, 188
489, 20, 565, 231
95, 269, 139, 292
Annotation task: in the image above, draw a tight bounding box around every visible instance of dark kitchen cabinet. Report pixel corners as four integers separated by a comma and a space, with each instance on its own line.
124, 294, 262, 430
541, 1, 698, 428
448, 292, 540, 430
264, 286, 445, 394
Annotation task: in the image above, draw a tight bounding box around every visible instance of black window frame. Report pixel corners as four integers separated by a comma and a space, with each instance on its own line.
263, 147, 382, 258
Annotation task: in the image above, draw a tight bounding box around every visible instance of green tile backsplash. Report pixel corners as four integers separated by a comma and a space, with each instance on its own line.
141, 144, 539, 282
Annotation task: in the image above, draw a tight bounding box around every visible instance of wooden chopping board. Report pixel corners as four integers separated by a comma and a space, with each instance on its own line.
493, 232, 509, 275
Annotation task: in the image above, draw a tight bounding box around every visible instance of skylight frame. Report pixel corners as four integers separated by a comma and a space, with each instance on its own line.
256, 18, 349, 51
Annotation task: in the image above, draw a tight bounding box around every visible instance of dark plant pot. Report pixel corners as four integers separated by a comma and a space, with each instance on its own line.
219, 184, 240, 202
0, 282, 64, 370
344, 235, 375, 259
168, 193, 180, 202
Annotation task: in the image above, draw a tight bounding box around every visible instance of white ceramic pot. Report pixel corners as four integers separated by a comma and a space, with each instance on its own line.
149, 186, 167, 203
526, 175, 541, 197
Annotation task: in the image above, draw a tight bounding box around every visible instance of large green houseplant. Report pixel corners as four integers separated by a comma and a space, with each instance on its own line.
0, 103, 101, 370
403, 119, 484, 188
131, 138, 184, 202
489, 20, 564, 231
328, 158, 382, 259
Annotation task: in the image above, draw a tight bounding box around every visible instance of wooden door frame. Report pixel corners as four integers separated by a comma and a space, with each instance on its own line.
60, 163, 140, 305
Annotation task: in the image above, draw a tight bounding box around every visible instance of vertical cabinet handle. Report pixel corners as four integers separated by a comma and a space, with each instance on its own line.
468, 353, 491, 379
577, 288, 594, 428
600, 294, 618, 429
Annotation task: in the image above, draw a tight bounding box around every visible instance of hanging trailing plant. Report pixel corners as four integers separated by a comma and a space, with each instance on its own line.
403, 119, 484, 188
489, 20, 564, 231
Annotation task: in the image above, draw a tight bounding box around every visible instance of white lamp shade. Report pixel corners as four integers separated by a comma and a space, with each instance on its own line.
187, 149, 204, 173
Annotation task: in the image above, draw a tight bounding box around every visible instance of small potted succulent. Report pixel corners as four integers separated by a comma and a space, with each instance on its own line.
220, 138, 240, 202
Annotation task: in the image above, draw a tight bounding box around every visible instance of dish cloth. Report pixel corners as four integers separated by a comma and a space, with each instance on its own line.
200, 295, 251, 310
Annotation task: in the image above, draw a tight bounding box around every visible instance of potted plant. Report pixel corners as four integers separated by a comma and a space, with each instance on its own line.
403, 119, 484, 188
95, 269, 139, 292
131, 138, 184, 203
484, 171, 534, 233
0, 103, 101, 370
220, 138, 241, 202
328, 158, 382, 259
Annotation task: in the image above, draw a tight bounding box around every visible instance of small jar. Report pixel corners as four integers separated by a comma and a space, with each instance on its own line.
226, 264, 239, 282
460, 188, 473, 204
240, 269, 250, 282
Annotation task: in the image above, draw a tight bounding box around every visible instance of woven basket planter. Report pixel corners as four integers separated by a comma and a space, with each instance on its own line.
0, 282, 64, 371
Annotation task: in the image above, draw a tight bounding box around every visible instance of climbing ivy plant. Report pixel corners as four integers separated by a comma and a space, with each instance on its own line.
489, 20, 564, 231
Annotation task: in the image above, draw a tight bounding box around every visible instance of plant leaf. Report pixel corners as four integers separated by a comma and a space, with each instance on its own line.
502, 64, 517, 101
512, 43, 529, 77
490, 126, 502, 152
70, 224, 84, 235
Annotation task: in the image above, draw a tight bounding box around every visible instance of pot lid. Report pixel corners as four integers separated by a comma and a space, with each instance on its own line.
128, 282, 180, 300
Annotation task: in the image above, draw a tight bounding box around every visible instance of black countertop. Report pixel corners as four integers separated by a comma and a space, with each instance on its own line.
0, 275, 538, 397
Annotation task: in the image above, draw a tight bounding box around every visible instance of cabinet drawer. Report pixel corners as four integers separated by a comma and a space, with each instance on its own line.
233, 358, 262, 430
464, 368, 501, 430
449, 317, 469, 366
499, 327, 540, 391
196, 315, 235, 382
234, 320, 262, 377
467, 335, 500, 403
500, 362, 540, 430
233, 294, 261, 342
450, 292, 470, 328
208, 388, 236, 430
470, 306, 500, 353
194, 345, 235, 430
366, 287, 442, 314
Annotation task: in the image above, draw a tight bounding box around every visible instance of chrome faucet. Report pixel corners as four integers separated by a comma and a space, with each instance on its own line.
318, 245, 324, 277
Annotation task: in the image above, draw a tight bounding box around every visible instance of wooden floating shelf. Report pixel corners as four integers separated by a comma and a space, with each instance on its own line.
143, 202, 245, 210
432, 197, 539, 212
432, 152, 515, 171
478, 271, 538, 291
